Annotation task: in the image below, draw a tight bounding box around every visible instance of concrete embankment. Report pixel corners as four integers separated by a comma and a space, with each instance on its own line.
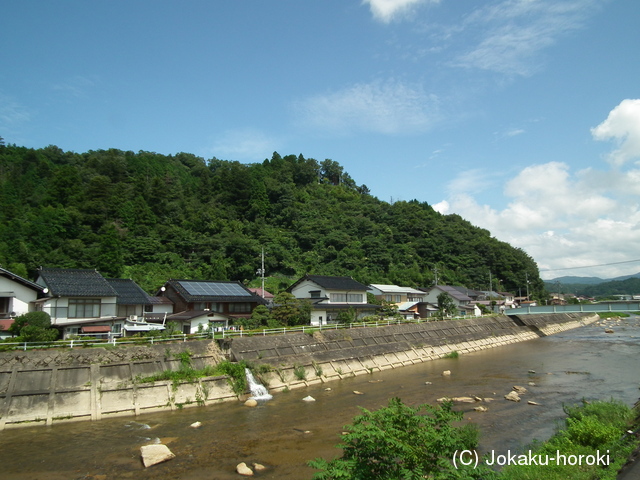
0, 340, 233, 430
229, 313, 598, 392
0, 313, 597, 429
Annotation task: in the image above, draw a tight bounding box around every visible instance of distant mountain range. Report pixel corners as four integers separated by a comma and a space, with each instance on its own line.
545, 272, 640, 286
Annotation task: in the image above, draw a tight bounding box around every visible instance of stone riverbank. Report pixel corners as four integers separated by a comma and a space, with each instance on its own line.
0, 312, 597, 429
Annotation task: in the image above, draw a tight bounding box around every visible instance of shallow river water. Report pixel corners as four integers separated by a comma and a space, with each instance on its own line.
1, 316, 639, 479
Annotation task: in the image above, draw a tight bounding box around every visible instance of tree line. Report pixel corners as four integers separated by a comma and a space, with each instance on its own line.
0, 142, 545, 298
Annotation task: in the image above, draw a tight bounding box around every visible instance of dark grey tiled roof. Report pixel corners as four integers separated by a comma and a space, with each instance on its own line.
434, 285, 472, 302
38, 268, 117, 297
106, 278, 152, 305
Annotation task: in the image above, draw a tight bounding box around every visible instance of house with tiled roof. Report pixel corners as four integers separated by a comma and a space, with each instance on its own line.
249, 287, 274, 306
368, 284, 427, 319
287, 274, 378, 326
0, 266, 46, 338
419, 285, 480, 317
156, 279, 268, 334
35, 268, 156, 338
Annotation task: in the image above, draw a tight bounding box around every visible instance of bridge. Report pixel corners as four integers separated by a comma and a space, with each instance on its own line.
508, 301, 640, 315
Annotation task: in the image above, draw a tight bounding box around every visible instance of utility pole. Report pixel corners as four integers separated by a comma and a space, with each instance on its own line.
525, 272, 530, 300
433, 267, 439, 286
256, 248, 265, 297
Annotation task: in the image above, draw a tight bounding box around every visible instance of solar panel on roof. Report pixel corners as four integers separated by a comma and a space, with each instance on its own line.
180, 281, 251, 297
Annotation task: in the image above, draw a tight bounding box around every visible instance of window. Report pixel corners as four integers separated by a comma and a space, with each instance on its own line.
309, 290, 321, 298
112, 324, 122, 334
68, 298, 101, 318
228, 303, 251, 313
117, 305, 137, 317
0, 297, 9, 315
330, 293, 363, 303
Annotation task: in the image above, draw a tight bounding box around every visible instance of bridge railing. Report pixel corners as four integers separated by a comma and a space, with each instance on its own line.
508, 301, 640, 315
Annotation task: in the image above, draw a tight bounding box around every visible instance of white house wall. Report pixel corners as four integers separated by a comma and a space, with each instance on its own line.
0, 277, 39, 316
42, 296, 118, 326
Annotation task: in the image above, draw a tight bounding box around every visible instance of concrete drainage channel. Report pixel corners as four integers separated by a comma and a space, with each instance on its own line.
0, 313, 598, 430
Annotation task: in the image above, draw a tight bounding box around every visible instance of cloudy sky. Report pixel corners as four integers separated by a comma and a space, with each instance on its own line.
2, 0, 639, 280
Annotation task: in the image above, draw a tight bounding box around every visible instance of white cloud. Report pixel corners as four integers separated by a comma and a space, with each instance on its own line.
0, 93, 31, 127
51, 75, 98, 99
451, 0, 599, 76
210, 128, 279, 161
591, 99, 640, 167
295, 80, 439, 135
438, 99, 640, 280
363, 0, 438, 23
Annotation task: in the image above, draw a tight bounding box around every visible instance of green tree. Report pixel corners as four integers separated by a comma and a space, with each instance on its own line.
271, 292, 311, 326
8, 312, 59, 342
437, 292, 457, 319
309, 397, 496, 480
235, 304, 272, 330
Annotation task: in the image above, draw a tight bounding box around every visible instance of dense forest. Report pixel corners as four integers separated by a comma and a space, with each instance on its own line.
0, 139, 545, 298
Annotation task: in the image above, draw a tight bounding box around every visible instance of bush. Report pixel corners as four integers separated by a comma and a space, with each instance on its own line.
309, 397, 496, 480
8, 312, 59, 342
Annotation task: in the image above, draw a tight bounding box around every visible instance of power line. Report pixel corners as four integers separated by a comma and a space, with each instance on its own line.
540, 258, 640, 272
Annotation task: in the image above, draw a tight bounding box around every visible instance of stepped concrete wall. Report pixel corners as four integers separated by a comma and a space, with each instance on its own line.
230, 313, 598, 393
0, 341, 234, 430
0, 313, 597, 429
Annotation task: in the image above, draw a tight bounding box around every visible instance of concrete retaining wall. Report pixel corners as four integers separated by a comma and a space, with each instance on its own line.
231, 313, 598, 393
0, 313, 598, 429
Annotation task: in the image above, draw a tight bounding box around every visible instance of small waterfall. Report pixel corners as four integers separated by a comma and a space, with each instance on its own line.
245, 368, 273, 401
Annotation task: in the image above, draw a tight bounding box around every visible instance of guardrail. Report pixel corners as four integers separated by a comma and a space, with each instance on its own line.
0, 332, 213, 352
508, 301, 640, 315
220, 315, 478, 338
0, 315, 480, 351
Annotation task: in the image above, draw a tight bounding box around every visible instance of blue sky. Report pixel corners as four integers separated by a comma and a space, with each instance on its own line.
2, 0, 639, 280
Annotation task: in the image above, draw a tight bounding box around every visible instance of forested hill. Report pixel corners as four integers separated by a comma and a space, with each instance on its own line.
0, 143, 544, 297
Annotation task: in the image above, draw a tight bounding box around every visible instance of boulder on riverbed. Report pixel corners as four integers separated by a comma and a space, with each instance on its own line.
140, 444, 175, 468
236, 462, 254, 476
505, 391, 521, 402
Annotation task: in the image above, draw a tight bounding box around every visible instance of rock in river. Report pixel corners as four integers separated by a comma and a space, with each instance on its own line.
140, 444, 175, 468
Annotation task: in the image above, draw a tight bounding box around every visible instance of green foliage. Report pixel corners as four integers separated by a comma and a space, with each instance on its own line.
271, 292, 311, 326
0, 144, 544, 297
437, 292, 457, 319
309, 397, 496, 480
293, 364, 307, 381
501, 399, 637, 480
235, 304, 272, 330
214, 360, 248, 395
8, 312, 59, 342
336, 307, 357, 324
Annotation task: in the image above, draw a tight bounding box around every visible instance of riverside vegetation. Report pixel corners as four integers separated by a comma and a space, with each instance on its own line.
309, 398, 640, 480
134, 351, 271, 396
0, 143, 544, 298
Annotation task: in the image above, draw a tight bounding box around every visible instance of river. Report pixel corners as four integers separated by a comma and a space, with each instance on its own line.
1, 315, 638, 479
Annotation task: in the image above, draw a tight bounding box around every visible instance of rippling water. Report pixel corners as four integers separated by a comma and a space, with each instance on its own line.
1, 316, 638, 479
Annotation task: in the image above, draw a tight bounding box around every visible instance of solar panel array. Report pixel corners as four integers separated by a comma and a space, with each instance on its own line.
180, 281, 252, 297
